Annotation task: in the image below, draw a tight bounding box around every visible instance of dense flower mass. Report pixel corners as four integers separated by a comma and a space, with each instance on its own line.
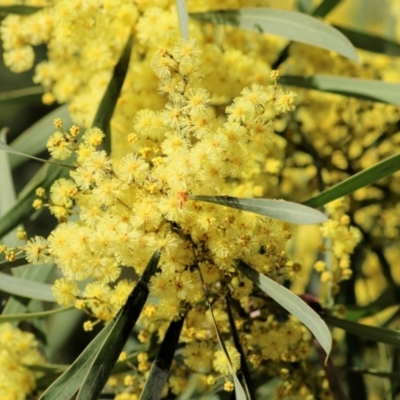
14, 40, 314, 397
0, 323, 45, 400
2, 0, 400, 399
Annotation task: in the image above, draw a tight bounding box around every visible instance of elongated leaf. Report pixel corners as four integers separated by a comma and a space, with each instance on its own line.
0, 256, 29, 271
0, 86, 43, 105
333, 24, 400, 56
0, 5, 41, 14
139, 316, 186, 400
28, 364, 68, 374
47, 307, 83, 362
0, 162, 66, 240
176, 0, 189, 41
2, 263, 54, 322
0, 306, 72, 322
303, 153, 400, 208
93, 34, 133, 154
190, 8, 357, 62
39, 319, 116, 400
0, 140, 72, 168
226, 297, 256, 400
0, 271, 54, 302
76, 250, 161, 400
349, 367, 400, 380
206, 299, 247, 400
345, 287, 400, 322
237, 260, 332, 360
324, 315, 400, 347
0, 129, 19, 247
280, 75, 400, 105
311, 0, 341, 18
196, 262, 247, 399
9, 104, 72, 169
189, 195, 327, 225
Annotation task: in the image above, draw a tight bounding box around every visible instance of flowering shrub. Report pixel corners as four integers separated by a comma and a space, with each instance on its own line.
1, 1, 400, 400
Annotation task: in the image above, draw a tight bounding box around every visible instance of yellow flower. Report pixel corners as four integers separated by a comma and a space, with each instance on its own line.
212, 344, 241, 376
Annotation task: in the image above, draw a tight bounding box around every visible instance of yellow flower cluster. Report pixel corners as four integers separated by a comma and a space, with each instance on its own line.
0, 323, 45, 400
18, 41, 309, 396
0, 0, 282, 153
315, 198, 362, 295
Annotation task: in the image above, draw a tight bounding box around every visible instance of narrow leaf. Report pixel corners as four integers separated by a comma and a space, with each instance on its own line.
0, 162, 66, 240
226, 297, 256, 400
92, 34, 133, 154
1, 263, 54, 321
0, 306, 72, 322
0, 129, 19, 247
190, 8, 358, 62
348, 367, 400, 380
0, 5, 41, 14
39, 320, 116, 400
176, 0, 189, 41
9, 104, 72, 169
333, 24, 400, 56
0, 140, 73, 169
237, 260, 332, 360
311, 0, 341, 18
0, 86, 44, 105
345, 287, 400, 322
139, 315, 186, 400
280, 75, 400, 105
303, 153, 400, 208
206, 299, 247, 400
0, 272, 54, 302
76, 250, 161, 400
324, 314, 400, 347
189, 195, 327, 224
0, 256, 29, 271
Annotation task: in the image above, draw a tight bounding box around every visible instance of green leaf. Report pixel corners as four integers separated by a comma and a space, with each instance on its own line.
0, 306, 72, 322
0, 86, 44, 105
176, 0, 189, 41
205, 298, 248, 400
139, 316, 186, 400
0, 162, 66, 240
333, 24, 400, 56
0, 140, 72, 169
226, 297, 256, 400
1, 263, 54, 321
92, 34, 133, 154
8, 104, 72, 169
324, 314, 400, 347
280, 75, 400, 105
311, 0, 341, 18
0, 271, 55, 302
47, 307, 83, 362
345, 286, 400, 322
303, 153, 400, 208
237, 260, 332, 360
0, 5, 41, 14
39, 319, 116, 400
0, 129, 19, 247
189, 195, 327, 225
190, 8, 358, 62
0, 256, 29, 271
76, 250, 161, 400
348, 367, 400, 380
